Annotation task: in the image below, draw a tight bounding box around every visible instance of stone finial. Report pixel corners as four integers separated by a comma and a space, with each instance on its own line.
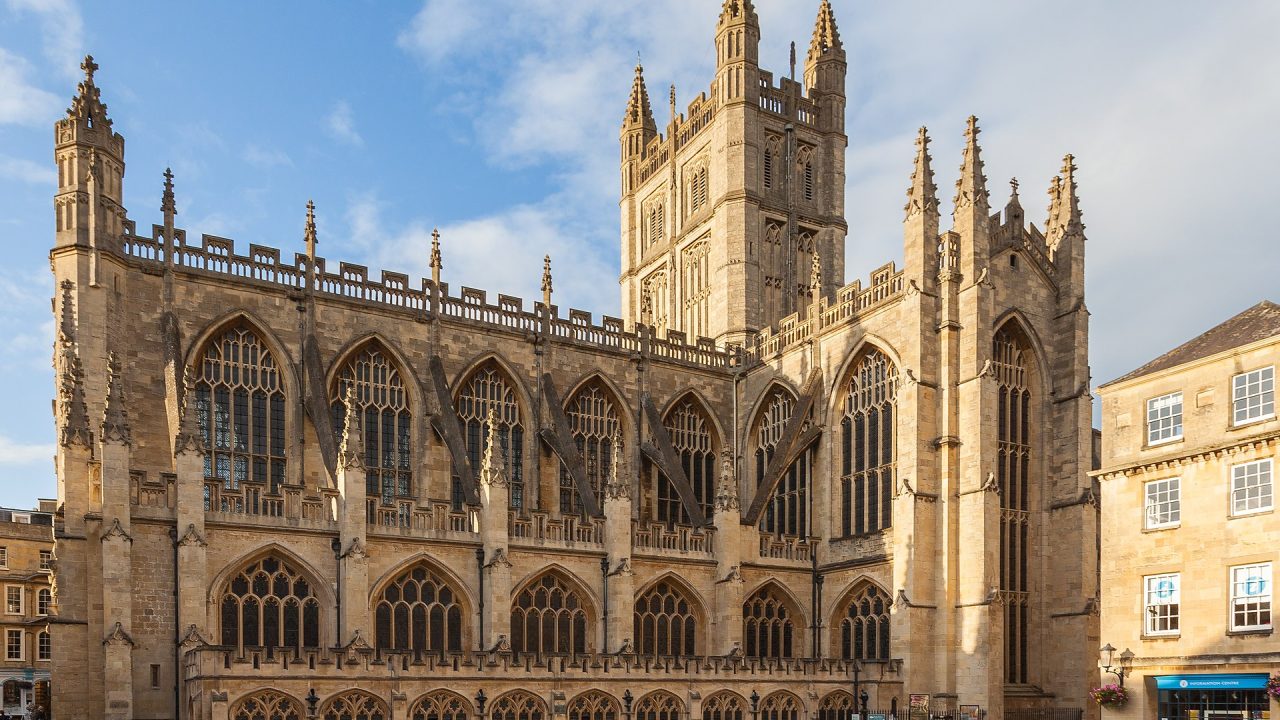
809, 247, 823, 296
57, 280, 75, 344
807, 0, 844, 62
338, 384, 365, 470
304, 200, 318, 260
540, 254, 553, 307
429, 228, 443, 285
1045, 174, 1063, 237
604, 433, 628, 500
161, 167, 176, 218
904, 126, 938, 219
1058, 154, 1084, 235
479, 407, 508, 488
952, 115, 989, 214
1004, 177, 1024, 225
67, 54, 111, 128
714, 448, 739, 512
56, 343, 91, 449
174, 367, 207, 457
101, 351, 132, 446
623, 61, 656, 131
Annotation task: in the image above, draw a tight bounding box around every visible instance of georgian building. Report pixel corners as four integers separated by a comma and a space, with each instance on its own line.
47, 2, 1099, 719
0, 501, 55, 718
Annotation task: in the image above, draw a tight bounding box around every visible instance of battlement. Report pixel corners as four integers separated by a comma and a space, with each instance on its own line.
751, 262, 905, 359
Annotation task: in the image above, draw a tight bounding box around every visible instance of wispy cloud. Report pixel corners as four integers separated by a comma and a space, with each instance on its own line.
0, 154, 55, 185
0, 435, 54, 466
0, 48, 62, 126
5, 0, 84, 81
243, 144, 293, 169
326, 100, 363, 147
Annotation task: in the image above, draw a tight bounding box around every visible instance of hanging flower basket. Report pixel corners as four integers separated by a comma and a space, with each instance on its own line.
1090, 684, 1129, 708
1265, 675, 1280, 701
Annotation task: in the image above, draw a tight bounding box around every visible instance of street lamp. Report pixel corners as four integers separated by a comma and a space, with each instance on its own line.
858, 689, 869, 716
475, 689, 488, 719
750, 690, 760, 720
1099, 644, 1135, 687
305, 688, 320, 719
851, 660, 863, 720
623, 690, 634, 720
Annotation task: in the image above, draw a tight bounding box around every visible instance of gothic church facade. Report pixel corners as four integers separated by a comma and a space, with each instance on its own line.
47, 3, 1099, 719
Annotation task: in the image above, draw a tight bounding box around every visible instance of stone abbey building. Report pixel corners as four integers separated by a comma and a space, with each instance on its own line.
47, 2, 1099, 719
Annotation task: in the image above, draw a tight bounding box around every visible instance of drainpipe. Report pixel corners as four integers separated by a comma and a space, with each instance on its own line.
476, 548, 485, 650
331, 537, 342, 645
170, 526, 180, 720
600, 556, 610, 653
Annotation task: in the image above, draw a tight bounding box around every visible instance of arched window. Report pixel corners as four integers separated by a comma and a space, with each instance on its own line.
36, 631, 50, 661
840, 349, 898, 536
660, 397, 717, 524
681, 239, 711, 339
373, 562, 464, 653
688, 165, 709, 214
194, 324, 286, 503
701, 692, 745, 720
797, 147, 815, 201
511, 572, 590, 655
490, 691, 546, 720
331, 343, 412, 509
321, 690, 388, 720
219, 555, 320, 653
561, 381, 621, 516
817, 692, 854, 720
37, 588, 50, 616
410, 691, 472, 720
634, 579, 698, 657
994, 324, 1034, 685
753, 387, 811, 538
838, 583, 890, 661
743, 583, 797, 658
635, 692, 683, 720
567, 691, 619, 720
758, 693, 801, 720
455, 363, 526, 510
231, 690, 303, 720
646, 202, 665, 246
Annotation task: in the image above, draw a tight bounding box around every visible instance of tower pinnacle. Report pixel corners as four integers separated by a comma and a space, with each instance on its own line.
304, 200, 317, 260
1004, 177, 1024, 226
953, 116, 989, 215
623, 62, 656, 132
1046, 155, 1084, 247
338, 385, 364, 470
807, 0, 844, 62
479, 408, 507, 487
67, 54, 111, 129
541, 255, 553, 307
430, 228, 442, 286
718, 0, 757, 26
904, 127, 938, 219
161, 168, 176, 217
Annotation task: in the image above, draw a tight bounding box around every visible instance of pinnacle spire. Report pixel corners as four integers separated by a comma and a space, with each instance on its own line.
54, 292, 91, 449
338, 384, 364, 470
604, 432, 627, 500
809, 247, 823, 296
429, 228, 442, 285
904, 126, 938, 219
58, 280, 75, 343
541, 254, 553, 307
719, 0, 757, 26
304, 200, 317, 259
1059, 154, 1083, 233
161, 168, 176, 219
101, 351, 131, 446
174, 367, 208, 456
623, 61, 656, 131
807, 0, 844, 62
953, 115, 989, 215
714, 448, 739, 512
1004, 177, 1024, 225
1045, 174, 1063, 238
66, 54, 111, 128
479, 407, 507, 487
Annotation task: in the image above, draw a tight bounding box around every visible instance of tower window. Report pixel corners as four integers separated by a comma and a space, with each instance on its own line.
803, 161, 814, 200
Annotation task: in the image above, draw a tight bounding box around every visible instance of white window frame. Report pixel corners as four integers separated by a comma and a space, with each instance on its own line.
1230, 562, 1272, 632
1144, 477, 1181, 529
1231, 458, 1274, 516
1146, 391, 1183, 445
36, 631, 50, 662
4, 629, 22, 661
39, 550, 51, 572
36, 588, 50, 616
1144, 572, 1181, 636
1233, 366, 1275, 426
0, 546, 7, 569
4, 585, 22, 615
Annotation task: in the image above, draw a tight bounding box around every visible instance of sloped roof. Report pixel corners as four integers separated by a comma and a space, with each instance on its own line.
1103, 301, 1280, 387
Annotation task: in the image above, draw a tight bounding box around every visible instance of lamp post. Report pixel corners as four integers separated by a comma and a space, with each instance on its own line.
305, 688, 320, 719
1099, 644, 1135, 687
858, 689, 869, 717
623, 690, 634, 720
475, 689, 488, 720
750, 690, 760, 720
851, 660, 863, 720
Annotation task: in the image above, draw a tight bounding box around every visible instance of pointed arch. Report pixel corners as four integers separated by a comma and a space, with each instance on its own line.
329, 336, 416, 509
369, 555, 472, 653
183, 309, 298, 386
230, 688, 304, 720
759, 691, 804, 720
633, 571, 707, 657
566, 690, 620, 720
187, 313, 292, 502
656, 390, 721, 524
748, 380, 812, 538
825, 333, 905, 409
701, 691, 747, 720
817, 691, 855, 720
324, 332, 424, 410
320, 689, 388, 720
992, 309, 1049, 384
742, 579, 806, 659
510, 565, 599, 655
634, 691, 684, 720
452, 354, 531, 510
490, 690, 547, 720
658, 387, 727, 442
833, 341, 900, 538
831, 576, 892, 661
409, 690, 473, 720
210, 545, 329, 654
559, 373, 629, 516
207, 543, 333, 608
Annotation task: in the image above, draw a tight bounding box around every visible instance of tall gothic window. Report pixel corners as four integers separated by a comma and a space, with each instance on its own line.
841, 350, 898, 536
634, 580, 698, 657
321, 691, 388, 720
659, 398, 717, 525
331, 343, 412, 508
758, 693, 801, 720
798, 147, 815, 201
743, 583, 797, 658
634, 692, 684, 720
219, 555, 320, 653
511, 572, 590, 655
762, 136, 781, 190
681, 239, 712, 339
995, 324, 1033, 685
455, 364, 525, 510
761, 222, 784, 326
561, 381, 620, 516
567, 691, 619, 720
490, 691, 546, 720
195, 323, 286, 498
641, 269, 669, 335
754, 388, 811, 538
701, 692, 746, 720
410, 691, 472, 720
232, 690, 303, 720
817, 692, 854, 720
839, 583, 890, 661
688, 165, 709, 214
373, 562, 464, 653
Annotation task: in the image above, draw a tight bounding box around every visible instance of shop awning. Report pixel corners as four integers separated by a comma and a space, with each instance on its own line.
1155, 674, 1269, 690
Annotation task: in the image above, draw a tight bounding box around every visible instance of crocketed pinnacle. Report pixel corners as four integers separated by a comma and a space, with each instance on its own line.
904, 126, 938, 219
173, 368, 208, 456
338, 384, 365, 471
604, 433, 628, 500
479, 407, 507, 487
161, 168, 176, 218
101, 351, 132, 446
623, 62, 656, 131
953, 115, 989, 215
541, 254, 553, 306
304, 200, 317, 259
67, 54, 111, 129
55, 324, 91, 449
714, 448, 739, 512
58, 280, 75, 343
807, 0, 844, 61
429, 228, 442, 285
809, 247, 823, 295
1058, 154, 1084, 235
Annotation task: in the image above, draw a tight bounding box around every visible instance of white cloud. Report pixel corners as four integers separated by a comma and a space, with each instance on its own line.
243, 144, 293, 169
5, 0, 84, 80
326, 101, 363, 147
0, 48, 62, 126
0, 154, 55, 185
0, 435, 53, 465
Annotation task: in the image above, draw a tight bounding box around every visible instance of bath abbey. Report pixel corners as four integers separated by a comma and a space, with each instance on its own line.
46, 1, 1099, 718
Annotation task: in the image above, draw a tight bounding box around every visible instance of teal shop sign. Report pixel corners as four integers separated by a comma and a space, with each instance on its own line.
1155, 674, 1269, 690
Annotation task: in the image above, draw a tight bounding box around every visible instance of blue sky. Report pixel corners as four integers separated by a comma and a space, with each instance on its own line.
1, 1, 1277, 508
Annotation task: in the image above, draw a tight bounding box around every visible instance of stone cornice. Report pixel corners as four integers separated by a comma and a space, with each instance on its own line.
1094, 430, 1278, 480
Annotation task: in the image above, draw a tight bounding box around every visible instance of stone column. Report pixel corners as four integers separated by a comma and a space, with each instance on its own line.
336, 387, 370, 645
174, 370, 210, 652
603, 436, 634, 652
99, 353, 134, 720
711, 449, 745, 655
477, 410, 512, 649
